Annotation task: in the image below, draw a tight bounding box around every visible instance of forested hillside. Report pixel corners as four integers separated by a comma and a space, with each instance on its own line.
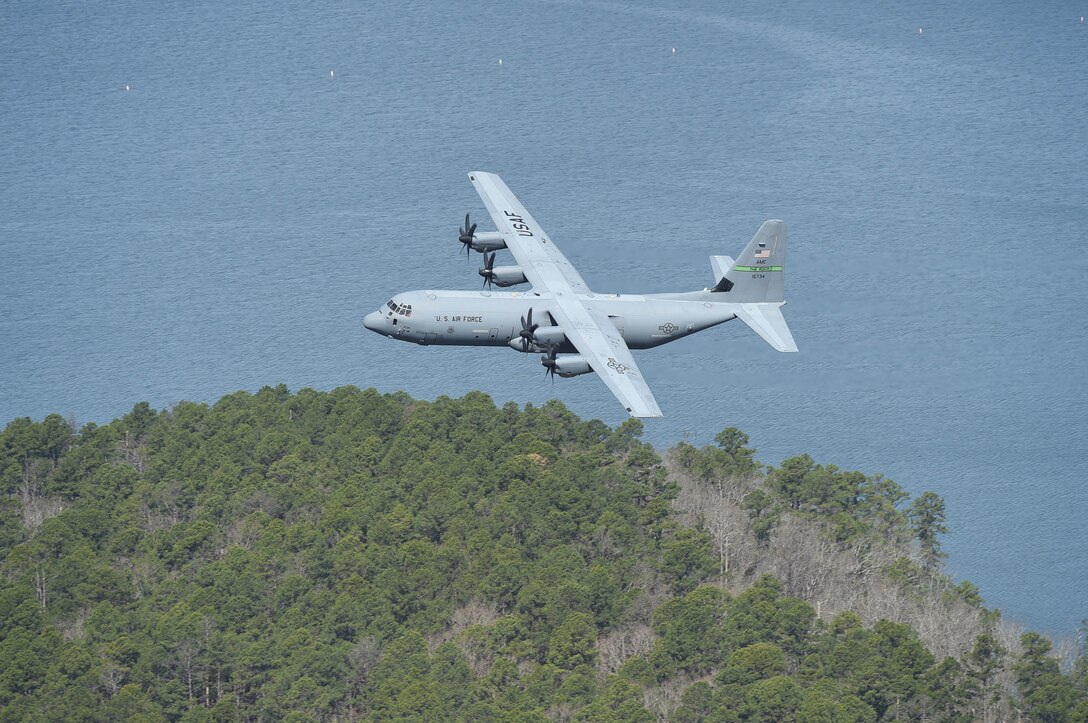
1, 387, 1085, 721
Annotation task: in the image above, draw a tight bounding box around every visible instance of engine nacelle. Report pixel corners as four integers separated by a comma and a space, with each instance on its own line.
552, 354, 592, 378
507, 325, 567, 352
532, 326, 566, 347
489, 265, 528, 287
471, 231, 507, 252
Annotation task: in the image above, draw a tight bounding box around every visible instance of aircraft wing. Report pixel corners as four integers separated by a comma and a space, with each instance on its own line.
468, 171, 663, 418
562, 300, 663, 418
468, 172, 591, 293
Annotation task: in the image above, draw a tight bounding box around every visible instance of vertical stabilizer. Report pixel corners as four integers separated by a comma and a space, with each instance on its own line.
713, 220, 786, 302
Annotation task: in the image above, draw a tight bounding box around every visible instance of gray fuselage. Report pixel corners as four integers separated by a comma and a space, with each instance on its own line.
363, 288, 738, 353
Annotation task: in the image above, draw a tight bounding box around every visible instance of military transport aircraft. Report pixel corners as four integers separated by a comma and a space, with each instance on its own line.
363, 172, 797, 418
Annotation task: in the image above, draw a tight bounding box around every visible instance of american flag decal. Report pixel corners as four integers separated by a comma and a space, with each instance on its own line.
754, 249, 771, 259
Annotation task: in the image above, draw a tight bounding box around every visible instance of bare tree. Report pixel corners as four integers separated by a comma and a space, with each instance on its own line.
348, 637, 382, 686
117, 431, 146, 473
643, 675, 696, 722
34, 565, 47, 609
597, 623, 656, 678
17, 455, 66, 530
667, 454, 989, 660
98, 662, 126, 698
426, 600, 501, 649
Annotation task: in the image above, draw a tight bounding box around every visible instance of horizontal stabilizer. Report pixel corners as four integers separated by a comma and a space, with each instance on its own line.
734, 303, 798, 352
710, 255, 735, 285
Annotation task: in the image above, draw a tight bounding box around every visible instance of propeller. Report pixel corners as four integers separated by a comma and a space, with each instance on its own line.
458, 213, 477, 260
479, 252, 497, 290
518, 308, 539, 352
541, 342, 559, 380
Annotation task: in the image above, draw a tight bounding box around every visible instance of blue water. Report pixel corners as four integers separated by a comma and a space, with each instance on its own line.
2, 0, 1085, 636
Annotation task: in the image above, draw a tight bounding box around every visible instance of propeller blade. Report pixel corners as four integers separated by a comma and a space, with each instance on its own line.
479, 252, 496, 289
517, 306, 549, 354
540, 341, 559, 380
459, 214, 479, 261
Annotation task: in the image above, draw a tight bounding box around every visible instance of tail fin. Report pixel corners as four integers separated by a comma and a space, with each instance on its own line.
711, 220, 797, 352
712, 220, 786, 302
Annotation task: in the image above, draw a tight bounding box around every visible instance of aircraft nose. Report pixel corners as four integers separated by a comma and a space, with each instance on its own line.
363, 311, 384, 333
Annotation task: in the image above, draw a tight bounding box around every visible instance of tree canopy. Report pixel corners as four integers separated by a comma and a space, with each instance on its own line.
1, 388, 1083, 721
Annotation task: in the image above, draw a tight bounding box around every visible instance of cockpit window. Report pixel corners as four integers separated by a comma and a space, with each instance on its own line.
385, 300, 413, 317
385, 300, 414, 317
